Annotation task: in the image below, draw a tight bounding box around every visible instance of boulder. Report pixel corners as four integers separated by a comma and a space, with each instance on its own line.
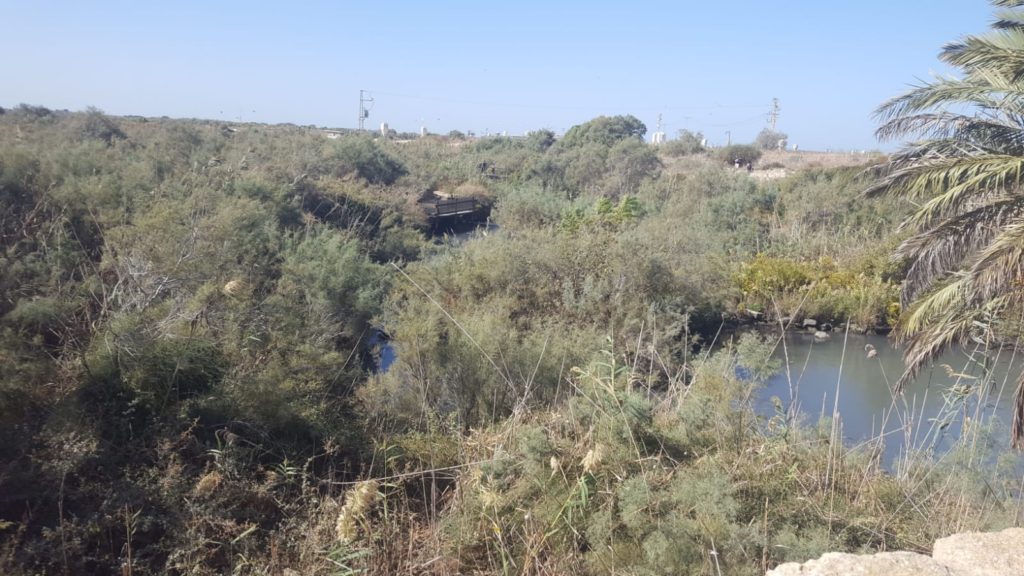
932, 527, 1024, 576
802, 318, 818, 328
814, 330, 831, 341
768, 527, 1024, 576
768, 551, 951, 576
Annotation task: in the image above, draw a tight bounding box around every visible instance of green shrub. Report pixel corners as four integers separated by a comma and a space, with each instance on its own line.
717, 144, 762, 166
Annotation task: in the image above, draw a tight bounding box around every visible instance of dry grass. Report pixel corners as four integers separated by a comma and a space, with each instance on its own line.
759, 149, 884, 172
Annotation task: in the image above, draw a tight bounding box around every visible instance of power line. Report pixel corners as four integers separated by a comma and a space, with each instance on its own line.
368, 90, 763, 112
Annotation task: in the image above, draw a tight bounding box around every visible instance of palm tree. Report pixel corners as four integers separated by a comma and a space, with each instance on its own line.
867, 0, 1024, 448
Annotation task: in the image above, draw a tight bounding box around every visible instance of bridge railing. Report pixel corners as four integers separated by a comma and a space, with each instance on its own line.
434, 198, 478, 217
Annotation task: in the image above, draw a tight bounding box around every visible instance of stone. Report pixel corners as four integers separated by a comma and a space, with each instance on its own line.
820, 322, 833, 332
768, 527, 1024, 576
814, 330, 830, 340
768, 551, 952, 576
932, 527, 1024, 576
802, 318, 818, 328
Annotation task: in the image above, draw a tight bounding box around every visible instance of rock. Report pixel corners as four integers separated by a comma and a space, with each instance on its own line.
768, 551, 952, 576
932, 527, 1024, 576
768, 527, 1024, 576
802, 318, 818, 328
821, 322, 833, 332
814, 330, 830, 341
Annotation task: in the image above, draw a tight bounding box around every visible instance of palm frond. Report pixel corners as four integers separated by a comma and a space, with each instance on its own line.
875, 112, 1024, 151
865, 154, 1024, 209
895, 293, 1011, 392
895, 197, 1024, 302
874, 77, 1024, 133
966, 216, 1024, 301
994, 8, 1024, 31
873, 0, 1024, 450
896, 276, 970, 339
941, 29, 1024, 80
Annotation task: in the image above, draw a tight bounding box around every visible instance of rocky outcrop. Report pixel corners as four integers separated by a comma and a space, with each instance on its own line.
766, 527, 1024, 576
768, 551, 951, 575
932, 528, 1024, 576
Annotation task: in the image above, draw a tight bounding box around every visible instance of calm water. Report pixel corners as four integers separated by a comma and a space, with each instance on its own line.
758, 331, 1021, 466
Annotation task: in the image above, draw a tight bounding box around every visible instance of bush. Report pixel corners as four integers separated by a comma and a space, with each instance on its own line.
717, 144, 762, 167
324, 136, 406, 185
559, 115, 647, 149
662, 129, 705, 157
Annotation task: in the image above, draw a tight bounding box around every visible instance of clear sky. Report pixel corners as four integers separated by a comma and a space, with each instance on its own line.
1, 1, 994, 150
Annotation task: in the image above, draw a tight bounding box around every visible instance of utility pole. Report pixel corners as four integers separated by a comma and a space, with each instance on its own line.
768, 97, 780, 131
652, 113, 666, 144
358, 90, 373, 131
726, 130, 731, 146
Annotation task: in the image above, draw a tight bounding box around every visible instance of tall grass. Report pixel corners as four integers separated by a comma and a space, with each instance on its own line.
239, 328, 1019, 576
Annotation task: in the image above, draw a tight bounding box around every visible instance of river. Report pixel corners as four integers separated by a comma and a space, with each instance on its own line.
760, 330, 1021, 468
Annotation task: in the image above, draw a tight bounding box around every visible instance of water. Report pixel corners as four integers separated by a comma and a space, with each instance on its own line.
368, 329, 397, 373
758, 330, 1021, 466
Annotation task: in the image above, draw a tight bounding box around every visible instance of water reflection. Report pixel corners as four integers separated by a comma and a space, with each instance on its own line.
758, 331, 1021, 467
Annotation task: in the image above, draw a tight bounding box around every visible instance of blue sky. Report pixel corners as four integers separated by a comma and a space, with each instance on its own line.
2, 1, 994, 150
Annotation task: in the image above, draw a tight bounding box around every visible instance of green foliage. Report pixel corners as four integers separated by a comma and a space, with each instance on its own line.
662, 129, 706, 157
736, 254, 899, 325
559, 115, 647, 149
77, 107, 126, 145
717, 143, 762, 166
524, 129, 556, 152
324, 136, 406, 185
0, 107, 957, 575
430, 338, 1018, 575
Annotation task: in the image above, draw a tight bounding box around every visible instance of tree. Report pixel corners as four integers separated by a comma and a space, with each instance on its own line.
754, 128, 787, 150
324, 136, 406, 185
867, 0, 1024, 448
78, 106, 126, 145
558, 115, 646, 148
524, 129, 556, 152
716, 144, 761, 167
663, 129, 705, 156
605, 138, 661, 195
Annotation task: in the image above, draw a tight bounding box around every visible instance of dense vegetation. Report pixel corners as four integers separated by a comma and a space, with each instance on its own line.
0, 102, 1018, 575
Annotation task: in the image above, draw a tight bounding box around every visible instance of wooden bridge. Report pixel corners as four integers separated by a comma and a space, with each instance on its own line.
432, 197, 480, 217
422, 195, 491, 233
